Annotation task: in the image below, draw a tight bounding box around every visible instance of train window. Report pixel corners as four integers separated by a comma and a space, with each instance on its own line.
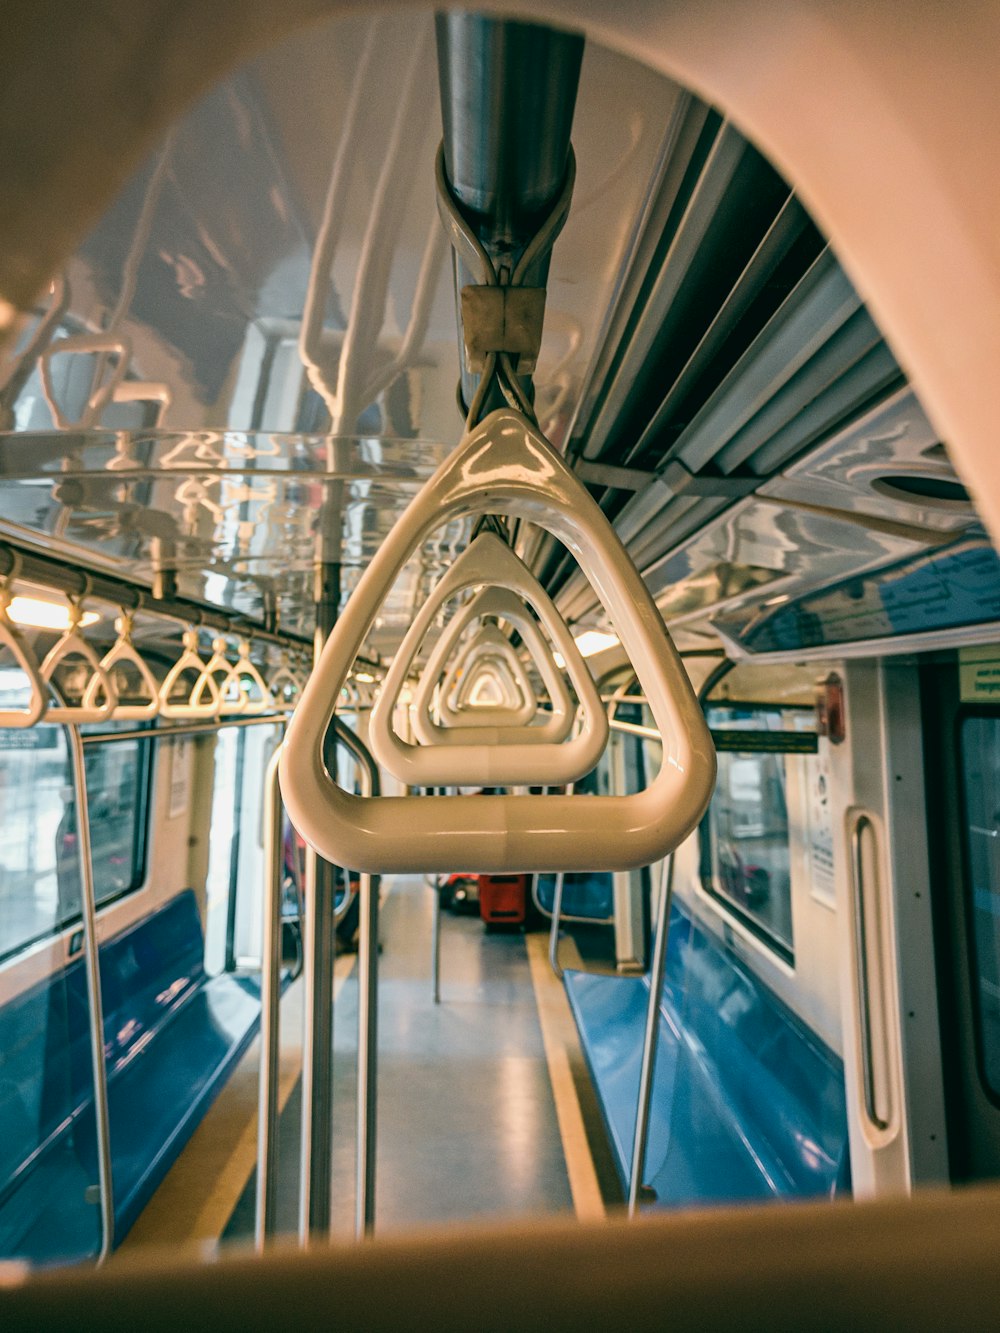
958, 713, 1000, 1099
699, 705, 806, 965
205, 722, 283, 973
0, 722, 151, 963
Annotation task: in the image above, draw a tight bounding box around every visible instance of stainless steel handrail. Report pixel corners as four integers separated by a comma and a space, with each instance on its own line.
332, 719, 381, 1241
626, 658, 730, 1216
79, 713, 287, 745
255, 742, 285, 1251
293, 717, 381, 1242
431, 872, 442, 1005
66, 726, 115, 1265
851, 813, 891, 1132
627, 852, 674, 1217
547, 870, 567, 979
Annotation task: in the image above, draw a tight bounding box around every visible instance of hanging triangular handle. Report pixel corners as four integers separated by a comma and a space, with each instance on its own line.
370, 531, 607, 786
281, 407, 716, 875
463, 666, 508, 708
193, 638, 240, 716
41, 616, 118, 724
39, 332, 131, 429
268, 657, 304, 713
230, 641, 273, 715
439, 623, 535, 725
0, 592, 48, 728
452, 648, 523, 713
415, 584, 573, 743
159, 631, 222, 719
86, 615, 160, 720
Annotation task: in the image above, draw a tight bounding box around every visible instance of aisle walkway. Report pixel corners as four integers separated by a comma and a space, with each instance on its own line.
224, 875, 574, 1242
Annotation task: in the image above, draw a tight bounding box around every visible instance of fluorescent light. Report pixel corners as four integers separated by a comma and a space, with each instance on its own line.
7, 596, 100, 631
552, 650, 566, 669
353, 670, 376, 684
573, 629, 619, 658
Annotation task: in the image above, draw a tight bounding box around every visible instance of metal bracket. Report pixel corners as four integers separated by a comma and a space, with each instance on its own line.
460, 285, 546, 373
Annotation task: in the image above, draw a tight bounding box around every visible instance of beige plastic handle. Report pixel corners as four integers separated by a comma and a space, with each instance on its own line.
0, 590, 48, 728
369, 532, 606, 785
191, 638, 240, 716
159, 630, 222, 719
439, 624, 535, 726
449, 652, 524, 715
40, 332, 131, 429
231, 640, 273, 715
414, 583, 574, 743
269, 655, 304, 714
461, 663, 512, 708
41, 608, 118, 724
454, 655, 522, 712
280, 407, 716, 874
86, 613, 160, 721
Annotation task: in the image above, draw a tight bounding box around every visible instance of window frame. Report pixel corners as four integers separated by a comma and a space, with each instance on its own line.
0, 723, 154, 966
697, 702, 812, 968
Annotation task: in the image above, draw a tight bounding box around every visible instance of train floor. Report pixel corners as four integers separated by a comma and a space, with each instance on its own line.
117, 876, 620, 1258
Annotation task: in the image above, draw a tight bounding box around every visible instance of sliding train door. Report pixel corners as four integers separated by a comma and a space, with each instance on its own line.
829, 660, 949, 1195
922, 652, 1000, 1183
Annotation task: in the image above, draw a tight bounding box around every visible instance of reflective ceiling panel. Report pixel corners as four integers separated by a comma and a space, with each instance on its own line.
0, 10, 681, 649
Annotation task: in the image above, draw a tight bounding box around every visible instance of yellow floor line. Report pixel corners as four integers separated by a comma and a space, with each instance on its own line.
525, 932, 606, 1223
117, 954, 357, 1255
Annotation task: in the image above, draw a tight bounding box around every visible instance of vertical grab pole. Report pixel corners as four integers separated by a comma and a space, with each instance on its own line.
626, 656, 729, 1217
431, 874, 442, 1004
627, 853, 675, 1217
67, 726, 115, 1264
356, 862, 378, 1238
547, 785, 572, 980
548, 871, 566, 979
299, 562, 341, 1246
255, 743, 284, 1251
298, 842, 337, 1245
339, 719, 380, 1240
430, 788, 443, 1005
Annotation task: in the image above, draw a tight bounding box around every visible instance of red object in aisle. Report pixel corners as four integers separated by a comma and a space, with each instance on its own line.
478, 873, 528, 926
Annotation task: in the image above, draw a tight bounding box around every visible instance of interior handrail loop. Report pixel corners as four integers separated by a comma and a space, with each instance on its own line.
0, 557, 48, 729
41, 592, 118, 724
281, 407, 716, 875
86, 607, 160, 721
369, 529, 607, 788
159, 628, 222, 719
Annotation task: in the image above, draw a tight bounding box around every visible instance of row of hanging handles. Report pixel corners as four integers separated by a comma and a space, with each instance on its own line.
0, 569, 311, 728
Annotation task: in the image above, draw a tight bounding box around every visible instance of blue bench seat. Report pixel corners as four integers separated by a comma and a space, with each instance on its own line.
0, 890, 263, 1265
564, 901, 849, 1208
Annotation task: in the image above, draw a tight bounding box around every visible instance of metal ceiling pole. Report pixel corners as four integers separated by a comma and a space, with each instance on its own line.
435, 13, 584, 413
298, 561, 341, 1244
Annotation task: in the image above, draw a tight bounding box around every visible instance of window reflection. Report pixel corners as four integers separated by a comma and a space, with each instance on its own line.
959, 714, 1000, 1097
700, 705, 802, 963
0, 720, 150, 962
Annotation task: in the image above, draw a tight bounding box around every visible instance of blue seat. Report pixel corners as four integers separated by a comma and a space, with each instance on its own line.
0, 891, 262, 1265
535, 871, 614, 921
564, 900, 849, 1208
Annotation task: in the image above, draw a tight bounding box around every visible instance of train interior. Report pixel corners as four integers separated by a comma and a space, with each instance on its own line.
2, 2, 1000, 1323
